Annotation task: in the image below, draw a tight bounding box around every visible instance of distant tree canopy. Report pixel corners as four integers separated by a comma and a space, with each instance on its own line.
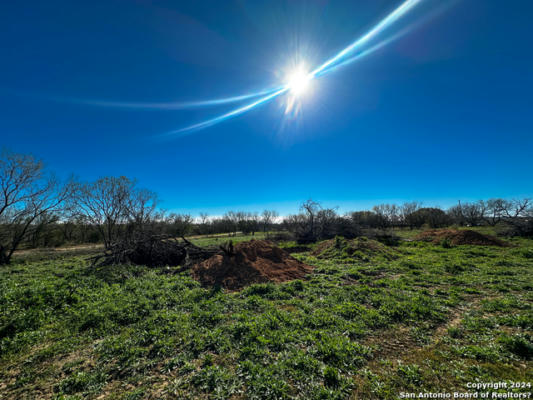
0, 149, 531, 264
406, 207, 451, 229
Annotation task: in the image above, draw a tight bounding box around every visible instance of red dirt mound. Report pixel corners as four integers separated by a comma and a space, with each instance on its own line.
191, 240, 313, 290
416, 229, 509, 247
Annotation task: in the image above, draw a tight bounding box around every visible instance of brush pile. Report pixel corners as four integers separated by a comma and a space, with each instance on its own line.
91, 234, 218, 267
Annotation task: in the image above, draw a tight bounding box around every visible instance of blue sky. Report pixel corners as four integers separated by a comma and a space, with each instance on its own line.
1, 0, 531, 216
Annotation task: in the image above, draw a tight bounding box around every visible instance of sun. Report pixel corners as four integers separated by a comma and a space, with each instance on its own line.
285, 66, 312, 97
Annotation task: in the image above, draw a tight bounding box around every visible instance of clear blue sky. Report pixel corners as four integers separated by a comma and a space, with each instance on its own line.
1, 0, 531, 216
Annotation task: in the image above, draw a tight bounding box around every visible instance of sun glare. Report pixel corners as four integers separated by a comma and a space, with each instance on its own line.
286, 67, 311, 97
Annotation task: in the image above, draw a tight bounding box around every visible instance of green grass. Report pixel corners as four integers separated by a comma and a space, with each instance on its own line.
188, 231, 270, 247
1, 233, 532, 399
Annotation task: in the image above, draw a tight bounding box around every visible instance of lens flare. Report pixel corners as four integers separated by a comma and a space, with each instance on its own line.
311, 0, 422, 77
37, 86, 283, 110
21, 0, 437, 136
162, 88, 288, 136
169, 0, 428, 136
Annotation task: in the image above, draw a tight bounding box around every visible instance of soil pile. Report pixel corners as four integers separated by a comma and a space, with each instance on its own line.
312, 236, 398, 261
191, 240, 313, 290
416, 229, 509, 247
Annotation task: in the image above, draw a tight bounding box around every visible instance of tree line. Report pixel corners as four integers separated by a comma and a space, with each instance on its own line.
282, 199, 532, 243
1, 149, 531, 264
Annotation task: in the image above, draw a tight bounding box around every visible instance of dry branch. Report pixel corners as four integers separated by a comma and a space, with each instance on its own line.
90, 233, 219, 267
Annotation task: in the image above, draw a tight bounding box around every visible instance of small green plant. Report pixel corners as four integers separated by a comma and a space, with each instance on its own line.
323, 365, 340, 387
498, 334, 533, 359
440, 238, 453, 248
445, 264, 465, 274
397, 363, 422, 385
55, 370, 106, 395
448, 326, 463, 339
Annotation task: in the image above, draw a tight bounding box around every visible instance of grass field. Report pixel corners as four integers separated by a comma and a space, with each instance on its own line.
1, 230, 531, 399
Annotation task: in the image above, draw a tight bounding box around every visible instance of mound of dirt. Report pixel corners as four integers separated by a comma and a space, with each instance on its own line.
312, 236, 397, 261
191, 240, 313, 290
416, 229, 509, 247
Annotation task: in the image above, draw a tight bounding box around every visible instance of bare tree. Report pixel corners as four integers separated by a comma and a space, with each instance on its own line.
400, 202, 420, 228
0, 151, 71, 264
282, 213, 308, 240
167, 213, 193, 237
315, 208, 338, 239
502, 198, 531, 220
284, 200, 340, 242
125, 188, 158, 236
301, 199, 321, 234
462, 201, 486, 226
447, 201, 466, 226
372, 204, 399, 228
198, 212, 209, 235
71, 176, 157, 249
484, 198, 506, 226
500, 198, 532, 236
261, 210, 278, 232
248, 212, 260, 236
224, 211, 239, 236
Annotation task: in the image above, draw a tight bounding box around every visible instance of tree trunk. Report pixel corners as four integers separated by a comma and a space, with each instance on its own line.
0, 245, 11, 265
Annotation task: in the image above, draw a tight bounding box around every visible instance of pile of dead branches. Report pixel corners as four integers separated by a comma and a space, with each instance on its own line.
90, 233, 218, 267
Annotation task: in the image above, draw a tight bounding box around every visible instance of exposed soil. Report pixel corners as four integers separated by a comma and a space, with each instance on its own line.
191, 240, 313, 290
312, 236, 398, 260
416, 229, 510, 247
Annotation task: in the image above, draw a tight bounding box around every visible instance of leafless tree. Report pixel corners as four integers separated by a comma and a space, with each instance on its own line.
0, 150, 71, 264
447, 202, 466, 226
224, 211, 240, 236
198, 212, 209, 234
282, 213, 308, 240
484, 198, 506, 226
300, 199, 321, 237
400, 202, 421, 228
72, 176, 131, 249
167, 213, 193, 237
315, 208, 338, 239
284, 200, 340, 242
501, 198, 531, 219
71, 176, 157, 249
463, 201, 486, 226
247, 212, 260, 236
261, 210, 279, 232
372, 204, 400, 228
498, 198, 533, 236
125, 188, 158, 238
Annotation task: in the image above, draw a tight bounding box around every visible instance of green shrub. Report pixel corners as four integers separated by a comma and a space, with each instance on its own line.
440, 238, 453, 248
323, 365, 340, 387
498, 334, 533, 359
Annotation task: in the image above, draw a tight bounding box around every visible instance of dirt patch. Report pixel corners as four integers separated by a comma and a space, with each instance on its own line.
416, 229, 509, 247
191, 240, 313, 290
312, 236, 398, 261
